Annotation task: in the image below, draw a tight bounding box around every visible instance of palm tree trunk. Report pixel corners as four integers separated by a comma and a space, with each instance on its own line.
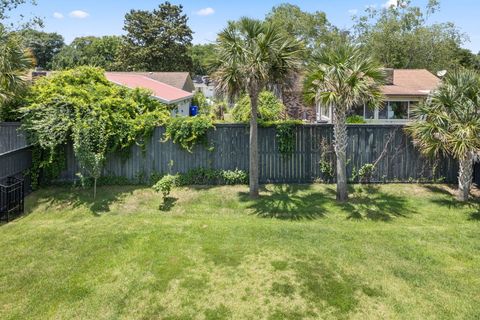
458, 152, 474, 202
249, 89, 260, 198
333, 108, 348, 202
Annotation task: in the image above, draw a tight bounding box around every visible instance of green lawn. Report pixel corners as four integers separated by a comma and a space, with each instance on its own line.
1, 184, 479, 319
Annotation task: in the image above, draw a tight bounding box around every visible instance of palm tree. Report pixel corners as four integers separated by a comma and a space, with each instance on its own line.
407, 69, 480, 202
304, 44, 385, 202
0, 25, 33, 107
213, 18, 303, 198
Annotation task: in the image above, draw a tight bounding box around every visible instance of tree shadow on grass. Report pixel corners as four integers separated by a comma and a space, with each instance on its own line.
338, 185, 414, 222
238, 184, 329, 221
159, 197, 178, 212
22, 185, 141, 217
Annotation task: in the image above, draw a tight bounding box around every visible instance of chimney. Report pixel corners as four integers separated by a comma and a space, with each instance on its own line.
384, 68, 394, 85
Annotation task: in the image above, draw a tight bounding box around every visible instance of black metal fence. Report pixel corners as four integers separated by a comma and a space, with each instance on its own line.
60, 124, 458, 184
0, 176, 24, 222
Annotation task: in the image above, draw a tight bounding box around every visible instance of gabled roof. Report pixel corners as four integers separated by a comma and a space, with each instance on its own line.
105, 73, 193, 104
106, 72, 194, 92
382, 69, 440, 96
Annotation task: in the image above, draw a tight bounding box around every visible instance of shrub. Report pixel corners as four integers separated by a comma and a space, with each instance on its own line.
153, 174, 179, 201
358, 163, 375, 183
231, 91, 285, 122
176, 168, 248, 186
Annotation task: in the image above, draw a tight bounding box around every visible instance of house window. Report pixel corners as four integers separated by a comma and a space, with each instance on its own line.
389, 101, 409, 119
351, 104, 364, 117
378, 101, 414, 120
365, 105, 375, 120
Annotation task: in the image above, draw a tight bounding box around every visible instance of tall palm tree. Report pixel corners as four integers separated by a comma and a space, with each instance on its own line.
0, 25, 33, 107
407, 69, 480, 202
213, 18, 303, 198
304, 44, 385, 202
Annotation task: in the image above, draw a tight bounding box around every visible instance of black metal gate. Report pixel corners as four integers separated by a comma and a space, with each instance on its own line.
0, 177, 24, 222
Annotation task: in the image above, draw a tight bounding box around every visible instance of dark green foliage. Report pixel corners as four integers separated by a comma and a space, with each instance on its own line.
231, 91, 286, 123
163, 115, 214, 152
19, 29, 64, 69
189, 43, 216, 75
275, 121, 297, 155
52, 36, 122, 71
118, 1, 193, 72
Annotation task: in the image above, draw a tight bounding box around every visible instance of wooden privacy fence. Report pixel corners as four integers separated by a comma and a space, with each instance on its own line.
61, 124, 458, 184
0, 123, 28, 154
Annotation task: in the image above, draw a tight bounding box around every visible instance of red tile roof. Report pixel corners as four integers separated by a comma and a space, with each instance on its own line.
105, 73, 193, 104
382, 69, 441, 96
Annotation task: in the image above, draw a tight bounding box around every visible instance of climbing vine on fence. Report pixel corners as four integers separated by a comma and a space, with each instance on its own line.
20, 66, 170, 190
163, 115, 214, 152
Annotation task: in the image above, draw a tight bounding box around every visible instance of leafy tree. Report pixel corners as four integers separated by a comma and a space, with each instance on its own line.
232, 91, 286, 123
266, 3, 345, 56
73, 116, 108, 199
118, 1, 193, 72
189, 43, 216, 75
0, 25, 32, 119
0, 0, 42, 29
304, 43, 384, 202
19, 29, 64, 69
52, 36, 122, 71
214, 18, 303, 197
407, 69, 480, 201
20, 66, 170, 192
353, 0, 466, 72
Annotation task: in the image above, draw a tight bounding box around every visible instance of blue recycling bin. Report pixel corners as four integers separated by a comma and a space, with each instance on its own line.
189, 105, 199, 116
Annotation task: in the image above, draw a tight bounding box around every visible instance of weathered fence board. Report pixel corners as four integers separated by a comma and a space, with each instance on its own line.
61, 124, 458, 184
0, 123, 28, 154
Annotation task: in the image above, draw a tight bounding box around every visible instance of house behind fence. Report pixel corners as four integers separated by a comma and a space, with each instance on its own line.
60, 124, 457, 184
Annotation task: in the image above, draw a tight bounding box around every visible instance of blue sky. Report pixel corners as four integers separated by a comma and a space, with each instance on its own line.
12, 0, 480, 52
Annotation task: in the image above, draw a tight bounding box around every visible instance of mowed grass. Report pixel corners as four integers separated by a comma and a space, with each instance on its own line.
1, 184, 479, 319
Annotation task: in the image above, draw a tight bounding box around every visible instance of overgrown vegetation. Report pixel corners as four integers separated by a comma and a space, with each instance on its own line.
231, 91, 286, 123
163, 115, 214, 152
20, 66, 170, 193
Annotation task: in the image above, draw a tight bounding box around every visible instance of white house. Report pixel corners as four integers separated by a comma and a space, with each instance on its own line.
105, 73, 194, 117
316, 69, 441, 124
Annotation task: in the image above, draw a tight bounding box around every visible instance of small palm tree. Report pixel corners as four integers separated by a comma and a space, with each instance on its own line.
407, 69, 480, 201
213, 18, 303, 197
304, 44, 385, 202
0, 25, 33, 107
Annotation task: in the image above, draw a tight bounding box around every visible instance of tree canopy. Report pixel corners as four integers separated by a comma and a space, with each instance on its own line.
52, 36, 122, 71
189, 43, 216, 75
118, 1, 193, 72
353, 0, 467, 72
19, 29, 64, 69
232, 91, 286, 123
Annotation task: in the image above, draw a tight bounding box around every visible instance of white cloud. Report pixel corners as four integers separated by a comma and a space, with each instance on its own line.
383, 0, 407, 8
195, 7, 215, 16
69, 10, 90, 19
348, 9, 358, 15
53, 12, 64, 19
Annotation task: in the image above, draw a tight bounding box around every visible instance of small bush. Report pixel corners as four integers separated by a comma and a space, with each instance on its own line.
358, 164, 375, 183
176, 168, 248, 186
153, 174, 179, 201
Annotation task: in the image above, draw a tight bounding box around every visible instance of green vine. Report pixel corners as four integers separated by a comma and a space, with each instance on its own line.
163, 115, 214, 152
20, 66, 169, 190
